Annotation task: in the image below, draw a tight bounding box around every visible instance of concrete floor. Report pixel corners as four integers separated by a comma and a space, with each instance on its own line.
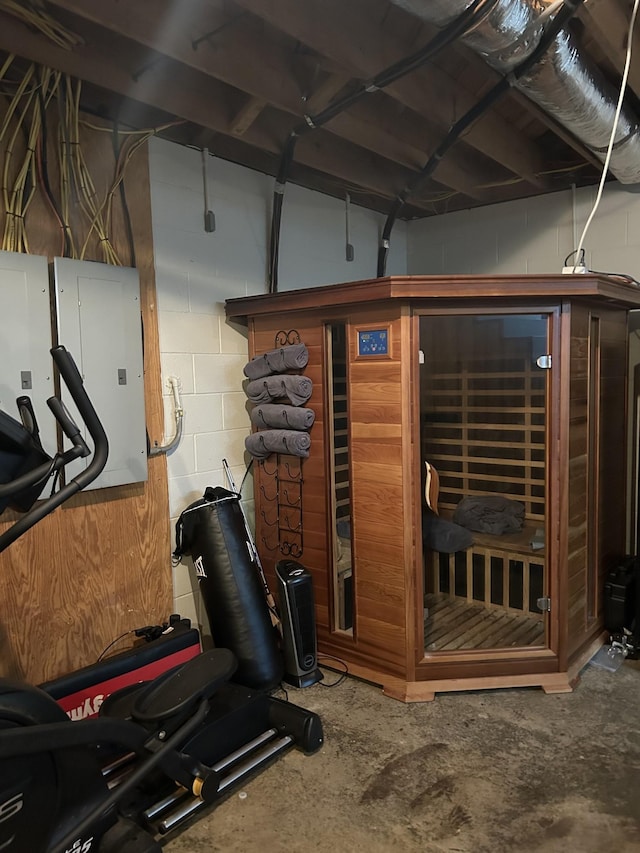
165, 657, 640, 853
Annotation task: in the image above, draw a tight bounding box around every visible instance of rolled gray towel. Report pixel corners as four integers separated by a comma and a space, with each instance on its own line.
281, 375, 313, 406
250, 404, 315, 431
245, 429, 311, 459
453, 495, 525, 535
243, 343, 309, 380
245, 375, 313, 406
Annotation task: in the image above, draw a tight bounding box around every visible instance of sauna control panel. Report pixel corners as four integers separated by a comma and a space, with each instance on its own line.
357, 328, 388, 356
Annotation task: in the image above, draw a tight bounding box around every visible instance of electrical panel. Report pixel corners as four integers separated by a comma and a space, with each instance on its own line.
0, 251, 56, 456
53, 258, 148, 490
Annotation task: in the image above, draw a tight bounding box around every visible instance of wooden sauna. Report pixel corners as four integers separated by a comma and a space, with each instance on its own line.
226, 274, 640, 701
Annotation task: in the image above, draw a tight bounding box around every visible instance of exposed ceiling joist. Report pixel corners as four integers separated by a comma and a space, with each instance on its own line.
0, 0, 623, 219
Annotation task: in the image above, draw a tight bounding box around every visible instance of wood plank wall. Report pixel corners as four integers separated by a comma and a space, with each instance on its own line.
347, 308, 409, 677
250, 317, 330, 632
249, 304, 411, 680
566, 303, 628, 664
0, 112, 172, 683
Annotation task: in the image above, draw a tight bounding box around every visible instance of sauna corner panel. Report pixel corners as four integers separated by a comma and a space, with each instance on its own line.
230, 276, 640, 699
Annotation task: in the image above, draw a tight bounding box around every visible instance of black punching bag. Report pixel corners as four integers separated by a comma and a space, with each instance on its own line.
174, 486, 283, 691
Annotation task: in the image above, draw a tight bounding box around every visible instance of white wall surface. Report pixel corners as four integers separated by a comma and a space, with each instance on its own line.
407, 182, 640, 280
148, 136, 407, 629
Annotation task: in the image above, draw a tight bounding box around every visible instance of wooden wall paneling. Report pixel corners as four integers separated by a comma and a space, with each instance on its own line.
402, 309, 421, 680
0, 112, 171, 682
247, 314, 330, 635
565, 306, 589, 662
228, 277, 640, 698
248, 304, 411, 678
347, 311, 407, 675
596, 310, 628, 623
565, 305, 628, 664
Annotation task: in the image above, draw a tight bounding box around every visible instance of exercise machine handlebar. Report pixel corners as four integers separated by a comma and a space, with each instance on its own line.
0, 345, 109, 553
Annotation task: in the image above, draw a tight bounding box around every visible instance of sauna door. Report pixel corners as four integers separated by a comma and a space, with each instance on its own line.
420, 313, 550, 653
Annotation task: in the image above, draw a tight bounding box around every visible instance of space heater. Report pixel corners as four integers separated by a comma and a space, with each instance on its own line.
275, 559, 323, 688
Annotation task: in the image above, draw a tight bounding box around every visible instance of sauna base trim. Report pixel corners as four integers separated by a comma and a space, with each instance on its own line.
326, 632, 607, 703
383, 672, 574, 703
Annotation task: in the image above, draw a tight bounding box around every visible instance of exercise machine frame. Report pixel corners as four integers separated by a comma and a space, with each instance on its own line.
0, 346, 323, 853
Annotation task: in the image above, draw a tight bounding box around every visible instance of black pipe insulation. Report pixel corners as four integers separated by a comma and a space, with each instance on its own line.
267, 0, 495, 293
376, 0, 586, 278
309, 0, 497, 128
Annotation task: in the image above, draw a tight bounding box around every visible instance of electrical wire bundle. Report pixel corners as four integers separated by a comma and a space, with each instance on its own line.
0, 0, 82, 50
57, 75, 122, 265
83, 115, 184, 268
0, 49, 183, 264
0, 60, 59, 254
0, 57, 119, 260
0, 0, 185, 265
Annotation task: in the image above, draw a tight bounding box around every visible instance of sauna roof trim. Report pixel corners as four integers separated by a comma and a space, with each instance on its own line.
225, 274, 640, 322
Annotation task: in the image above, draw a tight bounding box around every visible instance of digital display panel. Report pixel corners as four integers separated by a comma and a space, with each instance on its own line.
357, 328, 389, 356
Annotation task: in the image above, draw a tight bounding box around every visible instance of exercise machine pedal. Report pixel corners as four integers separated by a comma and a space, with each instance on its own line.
98, 672, 323, 840
143, 727, 294, 834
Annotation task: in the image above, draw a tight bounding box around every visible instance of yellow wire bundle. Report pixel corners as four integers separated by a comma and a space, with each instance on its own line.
0, 0, 83, 50
0, 57, 179, 262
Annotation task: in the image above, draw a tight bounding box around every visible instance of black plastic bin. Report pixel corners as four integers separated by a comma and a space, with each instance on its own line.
604, 556, 638, 634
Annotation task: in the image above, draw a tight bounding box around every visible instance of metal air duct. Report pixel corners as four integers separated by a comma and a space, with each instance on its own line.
389, 0, 640, 184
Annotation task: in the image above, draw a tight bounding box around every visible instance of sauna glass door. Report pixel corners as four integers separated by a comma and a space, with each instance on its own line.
420, 313, 549, 653
326, 321, 353, 635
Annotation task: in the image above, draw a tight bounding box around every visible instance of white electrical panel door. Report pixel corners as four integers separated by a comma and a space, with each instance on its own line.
54, 258, 148, 490
0, 251, 56, 456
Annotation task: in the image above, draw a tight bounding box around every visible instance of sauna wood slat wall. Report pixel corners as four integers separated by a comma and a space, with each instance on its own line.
421, 315, 546, 522
0, 126, 171, 683
566, 305, 628, 663
347, 309, 408, 675
249, 321, 328, 613
249, 306, 411, 678
231, 280, 640, 693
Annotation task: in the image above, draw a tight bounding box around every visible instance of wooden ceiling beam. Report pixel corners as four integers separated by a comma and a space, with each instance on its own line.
345, 95, 511, 187
230, 95, 266, 136
303, 72, 350, 113
510, 92, 604, 172
0, 15, 453, 211
232, 0, 549, 188
46, 0, 486, 200
580, 0, 640, 98
48, 0, 306, 113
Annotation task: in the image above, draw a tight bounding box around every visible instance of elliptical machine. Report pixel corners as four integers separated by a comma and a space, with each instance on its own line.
0, 346, 323, 853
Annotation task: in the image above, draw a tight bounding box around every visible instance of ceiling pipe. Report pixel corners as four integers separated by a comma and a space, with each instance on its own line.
388, 0, 640, 184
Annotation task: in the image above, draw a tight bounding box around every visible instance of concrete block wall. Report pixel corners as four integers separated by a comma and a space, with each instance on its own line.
407, 183, 640, 280
148, 137, 407, 632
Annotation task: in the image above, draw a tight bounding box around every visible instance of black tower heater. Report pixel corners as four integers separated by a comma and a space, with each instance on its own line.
276, 560, 323, 688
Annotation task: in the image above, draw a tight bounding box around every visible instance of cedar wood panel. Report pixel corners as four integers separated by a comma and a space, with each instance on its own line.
567, 304, 628, 664
228, 277, 640, 692
249, 304, 410, 678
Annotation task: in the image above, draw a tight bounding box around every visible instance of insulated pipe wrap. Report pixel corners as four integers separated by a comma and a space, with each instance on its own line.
518, 27, 640, 183
388, 0, 640, 184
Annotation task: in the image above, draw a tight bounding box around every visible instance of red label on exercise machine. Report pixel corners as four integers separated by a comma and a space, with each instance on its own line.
57, 645, 201, 720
